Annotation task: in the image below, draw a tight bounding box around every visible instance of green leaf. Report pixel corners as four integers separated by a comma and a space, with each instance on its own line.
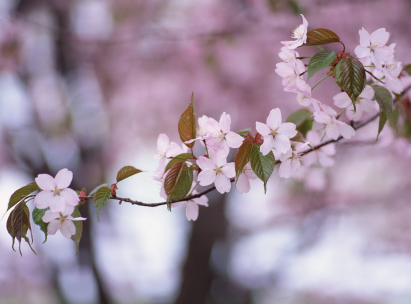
164, 162, 193, 210
89, 183, 109, 196
235, 138, 253, 180
388, 106, 400, 136
116, 166, 143, 183
372, 85, 393, 117
7, 181, 40, 212
286, 108, 313, 137
403, 64, 411, 76
305, 28, 340, 46
32, 208, 48, 243
164, 153, 194, 174
307, 50, 336, 79
250, 144, 275, 194
71, 207, 83, 256
335, 56, 366, 111
93, 186, 111, 222
178, 92, 196, 148
377, 109, 387, 139
7, 201, 36, 255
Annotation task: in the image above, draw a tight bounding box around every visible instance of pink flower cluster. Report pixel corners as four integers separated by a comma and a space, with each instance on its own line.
355, 28, 403, 94
33, 169, 86, 239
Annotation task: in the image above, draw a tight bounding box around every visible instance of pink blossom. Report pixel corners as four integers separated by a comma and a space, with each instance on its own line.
154, 133, 181, 160
278, 143, 308, 178
333, 85, 376, 121
372, 60, 403, 94
235, 163, 258, 194
205, 112, 244, 151
42, 205, 86, 239
34, 168, 80, 213
279, 46, 299, 64
281, 14, 308, 49
196, 149, 235, 194
303, 131, 336, 167
172, 189, 209, 221
275, 60, 307, 90
256, 108, 297, 156
313, 109, 355, 140
354, 28, 394, 70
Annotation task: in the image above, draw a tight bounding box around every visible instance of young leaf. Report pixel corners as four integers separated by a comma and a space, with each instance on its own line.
237, 128, 251, 136
235, 138, 253, 180
7, 181, 40, 212
403, 64, 411, 76
286, 108, 313, 137
335, 56, 366, 111
307, 50, 336, 79
164, 153, 194, 174
305, 28, 340, 46
89, 183, 109, 196
372, 85, 393, 117
7, 201, 36, 255
32, 207, 48, 243
116, 166, 143, 183
164, 162, 193, 209
71, 207, 83, 256
93, 186, 111, 222
250, 144, 275, 194
178, 92, 196, 148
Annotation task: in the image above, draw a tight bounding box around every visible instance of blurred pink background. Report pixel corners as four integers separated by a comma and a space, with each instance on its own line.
1, 0, 411, 303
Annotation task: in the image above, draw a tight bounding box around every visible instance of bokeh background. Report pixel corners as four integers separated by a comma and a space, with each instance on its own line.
1, 0, 411, 303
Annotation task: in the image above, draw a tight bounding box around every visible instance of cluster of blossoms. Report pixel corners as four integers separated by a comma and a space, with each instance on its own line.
151, 14, 408, 221
33, 169, 85, 238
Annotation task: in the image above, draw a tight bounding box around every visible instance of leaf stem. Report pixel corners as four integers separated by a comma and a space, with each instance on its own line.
188, 181, 200, 196
336, 108, 346, 120
203, 140, 210, 158
311, 74, 330, 91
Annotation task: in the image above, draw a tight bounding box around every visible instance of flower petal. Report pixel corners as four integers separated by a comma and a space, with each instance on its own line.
236, 173, 251, 194
256, 122, 270, 137
35, 174, 56, 191
333, 92, 352, 108
221, 162, 235, 178
219, 112, 231, 134
196, 156, 215, 171
272, 134, 291, 154
55, 168, 73, 189
267, 108, 282, 129
277, 123, 297, 138
279, 160, 292, 178
186, 202, 199, 221
33, 191, 54, 209
49, 195, 65, 213
60, 188, 80, 206
225, 131, 244, 148
47, 220, 61, 235
214, 174, 231, 194
198, 170, 216, 186
260, 136, 274, 156
42, 210, 60, 223
60, 220, 76, 238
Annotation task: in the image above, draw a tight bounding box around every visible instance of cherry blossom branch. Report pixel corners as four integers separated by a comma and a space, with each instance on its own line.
77, 112, 379, 208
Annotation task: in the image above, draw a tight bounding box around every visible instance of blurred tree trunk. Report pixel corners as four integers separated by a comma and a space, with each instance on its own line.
175, 192, 228, 304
